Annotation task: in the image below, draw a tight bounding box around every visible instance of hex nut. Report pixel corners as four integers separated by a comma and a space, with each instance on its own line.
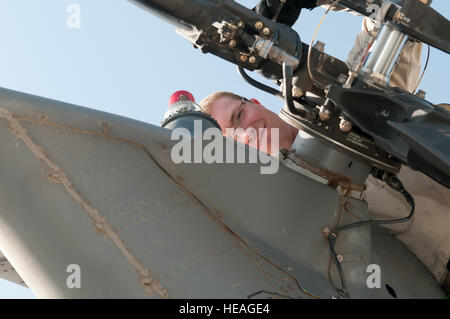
339, 118, 353, 132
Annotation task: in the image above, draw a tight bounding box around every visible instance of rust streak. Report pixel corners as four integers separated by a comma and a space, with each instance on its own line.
9, 112, 319, 299
0, 108, 169, 299
280, 149, 365, 193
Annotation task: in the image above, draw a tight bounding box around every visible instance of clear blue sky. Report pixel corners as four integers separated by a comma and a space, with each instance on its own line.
0, 0, 448, 298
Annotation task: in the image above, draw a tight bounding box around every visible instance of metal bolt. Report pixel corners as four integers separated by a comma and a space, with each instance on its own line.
339, 118, 353, 132
248, 56, 256, 64
394, 11, 411, 23
292, 87, 303, 98
319, 105, 331, 121
255, 21, 263, 30
262, 27, 270, 35
229, 39, 236, 47
319, 99, 333, 121
313, 41, 325, 52
240, 54, 248, 62
415, 89, 426, 99
321, 226, 332, 237
337, 74, 348, 84
337, 255, 344, 262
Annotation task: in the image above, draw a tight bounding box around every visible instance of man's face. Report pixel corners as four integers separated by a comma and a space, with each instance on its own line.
209, 96, 298, 154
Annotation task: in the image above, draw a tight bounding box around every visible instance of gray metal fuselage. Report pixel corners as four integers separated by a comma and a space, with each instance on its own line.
0, 87, 444, 298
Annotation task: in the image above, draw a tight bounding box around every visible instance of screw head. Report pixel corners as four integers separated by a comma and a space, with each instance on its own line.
240, 54, 248, 62
229, 39, 236, 47
248, 56, 256, 64
262, 27, 270, 35
292, 87, 303, 98
255, 21, 263, 30
321, 226, 332, 237
319, 104, 331, 121
319, 110, 331, 121
339, 118, 353, 132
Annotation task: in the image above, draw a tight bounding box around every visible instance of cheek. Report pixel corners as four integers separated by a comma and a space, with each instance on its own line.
260, 109, 279, 128
245, 106, 266, 126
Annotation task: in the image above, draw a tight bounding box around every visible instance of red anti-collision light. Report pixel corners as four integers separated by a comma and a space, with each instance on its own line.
169, 90, 195, 107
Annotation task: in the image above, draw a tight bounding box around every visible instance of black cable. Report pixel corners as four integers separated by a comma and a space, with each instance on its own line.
247, 289, 297, 299
328, 233, 350, 298
237, 64, 313, 119
282, 62, 307, 118
237, 65, 317, 111
326, 172, 415, 297
335, 173, 415, 233
237, 66, 283, 98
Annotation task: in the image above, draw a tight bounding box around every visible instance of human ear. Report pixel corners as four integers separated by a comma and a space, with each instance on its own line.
250, 98, 261, 105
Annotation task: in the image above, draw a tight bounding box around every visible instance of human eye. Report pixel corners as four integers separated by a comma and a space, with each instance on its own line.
236, 109, 243, 123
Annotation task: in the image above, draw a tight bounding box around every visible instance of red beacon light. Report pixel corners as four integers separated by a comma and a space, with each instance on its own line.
168, 90, 195, 107
162, 90, 203, 125
161, 90, 221, 130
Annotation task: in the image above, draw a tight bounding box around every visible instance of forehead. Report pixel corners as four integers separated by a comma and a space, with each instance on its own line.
209, 96, 241, 129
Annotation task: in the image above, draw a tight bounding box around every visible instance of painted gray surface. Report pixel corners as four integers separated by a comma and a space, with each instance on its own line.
369, 224, 445, 298
0, 250, 26, 287
0, 87, 444, 298
364, 169, 450, 286
291, 129, 371, 185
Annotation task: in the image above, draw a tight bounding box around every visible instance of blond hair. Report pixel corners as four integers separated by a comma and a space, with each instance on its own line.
199, 91, 243, 115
